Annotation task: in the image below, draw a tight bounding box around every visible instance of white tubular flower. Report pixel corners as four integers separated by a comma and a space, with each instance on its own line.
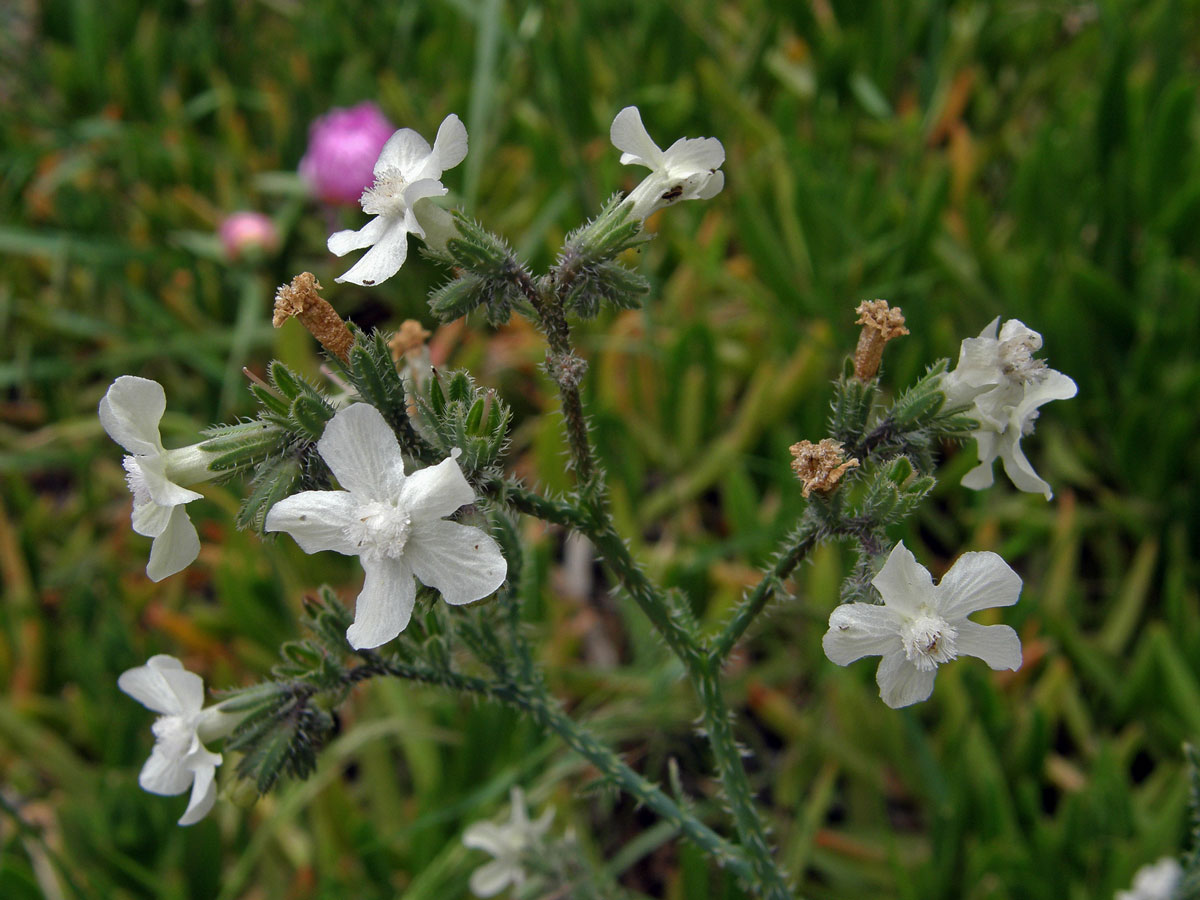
462, 787, 554, 897
823, 541, 1023, 709
609, 106, 725, 221
118, 655, 238, 826
942, 317, 1077, 500
264, 403, 507, 649
99, 376, 215, 582
328, 113, 468, 287
1115, 857, 1183, 900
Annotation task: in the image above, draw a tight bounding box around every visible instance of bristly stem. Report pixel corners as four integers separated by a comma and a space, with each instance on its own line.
695, 660, 795, 900
354, 654, 755, 883
710, 513, 824, 663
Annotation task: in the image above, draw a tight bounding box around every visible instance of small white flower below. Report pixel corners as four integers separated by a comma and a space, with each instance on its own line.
823, 541, 1023, 709
264, 403, 507, 649
118, 655, 238, 825
609, 106, 725, 221
100, 376, 214, 581
328, 113, 468, 286
462, 787, 555, 897
941, 317, 1077, 500
1115, 857, 1183, 900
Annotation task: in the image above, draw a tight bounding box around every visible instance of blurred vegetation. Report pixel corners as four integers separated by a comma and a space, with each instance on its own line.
2, 0, 1199, 897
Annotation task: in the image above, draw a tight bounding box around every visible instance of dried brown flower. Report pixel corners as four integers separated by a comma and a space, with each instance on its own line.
790, 439, 860, 498
388, 319, 432, 362
853, 299, 909, 381
272, 272, 353, 363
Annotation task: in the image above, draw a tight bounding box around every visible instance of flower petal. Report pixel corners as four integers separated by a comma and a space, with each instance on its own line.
374, 127, 433, 178
462, 821, 509, 855
875, 650, 938, 708
264, 490, 359, 555
955, 621, 1022, 671
398, 453, 475, 524
662, 135, 725, 174
406, 519, 507, 606
997, 432, 1053, 499
131, 496, 173, 538
154, 663, 205, 714
132, 455, 204, 509
146, 505, 201, 582
428, 113, 468, 173
346, 558, 416, 649
99, 376, 166, 455
316, 404, 407, 499
333, 219, 412, 286
327, 214, 390, 257
178, 761, 218, 826
138, 745, 193, 796
469, 859, 517, 897
822, 603, 903, 665
610, 106, 663, 168
961, 431, 1000, 491
695, 169, 725, 200
934, 550, 1022, 620
870, 541, 933, 614
119, 655, 188, 715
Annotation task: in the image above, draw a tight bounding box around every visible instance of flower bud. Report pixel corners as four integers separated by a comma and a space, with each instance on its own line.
218, 212, 280, 261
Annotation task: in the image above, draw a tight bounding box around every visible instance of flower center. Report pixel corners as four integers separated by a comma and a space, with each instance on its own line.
998, 335, 1047, 385
900, 613, 958, 671
123, 456, 151, 505
360, 170, 408, 217
345, 499, 412, 560
152, 713, 197, 759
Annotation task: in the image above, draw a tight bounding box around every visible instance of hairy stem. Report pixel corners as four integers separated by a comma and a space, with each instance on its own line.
355, 655, 754, 883
695, 661, 795, 900
480, 475, 590, 530
710, 514, 824, 663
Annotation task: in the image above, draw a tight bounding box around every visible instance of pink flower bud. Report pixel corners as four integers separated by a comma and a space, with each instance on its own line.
299, 102, 396, 206
218, 211, 280, 260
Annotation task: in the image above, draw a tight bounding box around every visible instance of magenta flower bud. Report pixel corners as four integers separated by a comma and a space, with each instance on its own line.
218, 211, 280, 260
299, 102, 396, 206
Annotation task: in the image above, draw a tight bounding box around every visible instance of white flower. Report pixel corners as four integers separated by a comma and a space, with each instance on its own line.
609, 106, 725, 221
328, 113, 468, 287
118, 655, 238, 825
1116, 857, 1183, 900
462, 787, 554, 897
264, 403, 507, 649
823, 541, 1023, 709
942, 317, 1077, 500
99, 376, 214, 582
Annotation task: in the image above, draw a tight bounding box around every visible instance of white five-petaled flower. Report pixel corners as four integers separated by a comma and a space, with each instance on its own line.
609, 106, 725, 221
823, 541, 1023, 709
99, 376, 214, 582
462, 787, 555, 897
942, 317, 1077, 500
1115, 857, 1184, 900
118, 655, 238, 826
264, 403, 507, 649
327, 113, 468, 287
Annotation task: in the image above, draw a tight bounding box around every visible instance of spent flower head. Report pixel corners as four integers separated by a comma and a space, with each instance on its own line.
300, 101, 396, 206
100, 376, 215, 581
610, 106, 725, 221
823, 541, 1023, 708
942, 317, 1077, 500
462, 787, 555, 897
118, 655, 240, 825
327, 113, 468, 287
264, 403, 506, 648
790, 438, 859, 498
853, 299, 909, 381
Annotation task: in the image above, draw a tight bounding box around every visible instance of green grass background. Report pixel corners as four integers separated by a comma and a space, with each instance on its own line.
2, 0, 1199, 897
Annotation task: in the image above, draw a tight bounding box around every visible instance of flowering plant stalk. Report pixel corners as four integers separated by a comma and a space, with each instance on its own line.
101, 106, 1177, 899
